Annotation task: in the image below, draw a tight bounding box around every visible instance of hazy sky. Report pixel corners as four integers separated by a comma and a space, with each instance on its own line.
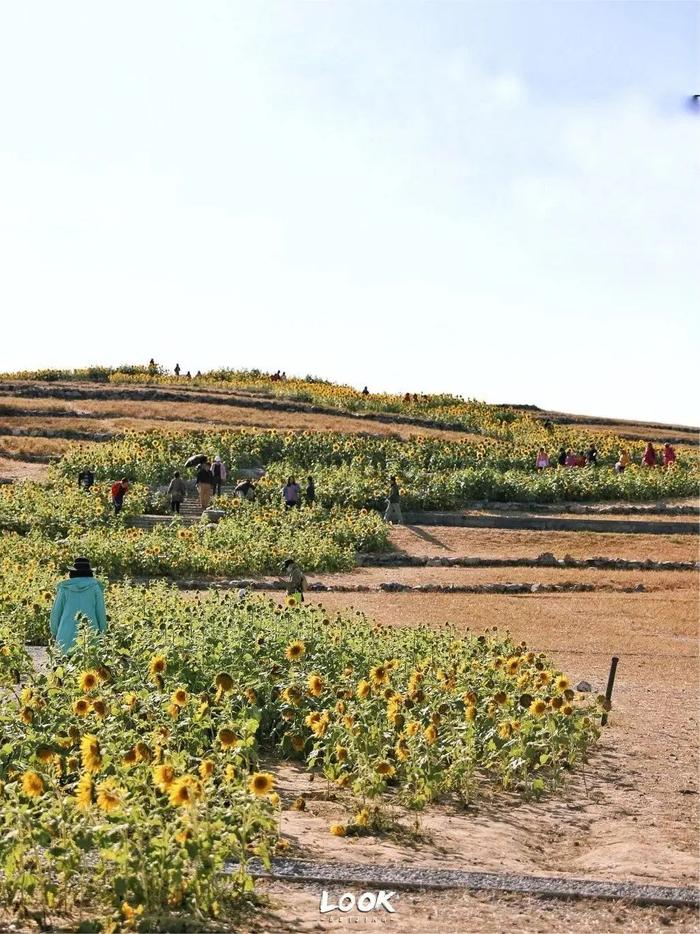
1, 2, 698, 425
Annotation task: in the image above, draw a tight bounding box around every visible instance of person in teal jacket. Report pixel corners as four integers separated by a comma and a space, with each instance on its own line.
49, 557, 107, 653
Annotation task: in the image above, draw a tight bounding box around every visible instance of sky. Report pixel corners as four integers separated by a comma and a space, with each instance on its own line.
0, 1, 698, 425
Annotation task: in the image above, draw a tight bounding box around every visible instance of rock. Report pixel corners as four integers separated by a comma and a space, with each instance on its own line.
634, 583, 646, 593
576, 681, 592, 693
536, 552, 558, 566
530, 583, 541, 593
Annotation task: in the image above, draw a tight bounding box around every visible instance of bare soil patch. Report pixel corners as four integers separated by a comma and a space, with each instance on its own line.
390, 525, 700, 564
310, 566, 697, 592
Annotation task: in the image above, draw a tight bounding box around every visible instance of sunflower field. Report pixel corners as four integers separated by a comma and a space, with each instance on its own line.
0, 583, 600, 928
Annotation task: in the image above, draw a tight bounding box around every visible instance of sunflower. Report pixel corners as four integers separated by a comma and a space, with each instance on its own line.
291, 735, 305, 752
538, 671, 552, 685
96, 665, 111, 683
91, 698, 107, 720
20, 706, 34, 725
329, 823, 346, 837
550, 696, 564, 710
73, 698, 90, 717
122, 747, 138, 767
424, 724, 438, 745
562, 704, 574, 716
498, 722, 512, 740
35, 745, 54, 764
199, 759, 215, 780
218, 728, 239, 749
406, 720, 420, 736
224, 764, 236, 782
356, 679, 371, 700
78, 670, 99, 693
282, 685, 302, 706
465, 705, 477, 722
285, 640, 306, 661
334, 745, 348, 762
494, 691, 508, 706
80, 734, 102, 773
285, 595, 299, 608
375, 761, 395, 778
135, 742, 151, 762
354, 808, 371, 827
96, 779, 123, 813
214, 672, 234, 693
169, 775, 202, 808
248, 772, 275, 797
555, 676, 570, 693
369, 665, 389, 686
394, 738, 410, 761
529, 699, 547, 717
307, 674, 324, 697
245, 687, 257, 704
170, 688, 189, 707
21, 770, 44, 798
148, 654, 167, 680
269, 792, 281, 808
75, 772, 93, 809
123, 692, 138, 710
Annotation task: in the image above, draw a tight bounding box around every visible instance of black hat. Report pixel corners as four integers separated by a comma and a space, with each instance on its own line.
67, 557, 94, 576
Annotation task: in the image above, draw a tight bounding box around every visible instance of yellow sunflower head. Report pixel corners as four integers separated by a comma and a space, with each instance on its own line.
248, 771, 275, 797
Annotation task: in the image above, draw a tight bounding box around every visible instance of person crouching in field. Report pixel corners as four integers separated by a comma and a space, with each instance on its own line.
50, 557, 106, 653
111, 477, 129, 514
167, 471, 187, 513
384, 476, 402, 524
195, 460, 214, 509
282, 558, 308, 604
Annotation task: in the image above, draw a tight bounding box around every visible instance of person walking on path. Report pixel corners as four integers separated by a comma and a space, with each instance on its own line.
195, 461, 214, 510
305, 475, 316, 507
212, 456, 227, 496
642, 442, 657, 467
384, 476, 402, 524
282, 477, 301, 509
111, 477, 129, 515
78, 467, 95, 490
167, 471, 187, 513
535, 448, 549, 469
50, 557, 106, 653
282, 558, 308, 604
663, 443, 677, 467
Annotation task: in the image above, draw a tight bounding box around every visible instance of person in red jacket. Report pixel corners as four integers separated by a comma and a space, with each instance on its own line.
663, 443, 677, 467
641, 443, 657, 467
111, 477, 129, 515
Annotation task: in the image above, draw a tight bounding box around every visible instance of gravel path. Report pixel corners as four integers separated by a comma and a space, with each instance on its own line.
238, 858, 700, 909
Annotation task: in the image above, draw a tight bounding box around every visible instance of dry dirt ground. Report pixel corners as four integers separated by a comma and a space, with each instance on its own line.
388, 526, 699, 564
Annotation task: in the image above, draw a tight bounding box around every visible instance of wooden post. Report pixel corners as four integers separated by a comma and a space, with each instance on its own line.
601, 656, 619, 726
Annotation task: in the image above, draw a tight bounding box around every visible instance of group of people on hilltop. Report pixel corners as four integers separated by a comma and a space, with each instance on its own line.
535, 441, 676, 473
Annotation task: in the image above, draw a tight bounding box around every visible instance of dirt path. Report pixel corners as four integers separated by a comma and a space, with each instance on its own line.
389, 525, 700, 564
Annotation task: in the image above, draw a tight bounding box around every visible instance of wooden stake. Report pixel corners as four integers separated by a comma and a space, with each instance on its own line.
601, 656, 619, 726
